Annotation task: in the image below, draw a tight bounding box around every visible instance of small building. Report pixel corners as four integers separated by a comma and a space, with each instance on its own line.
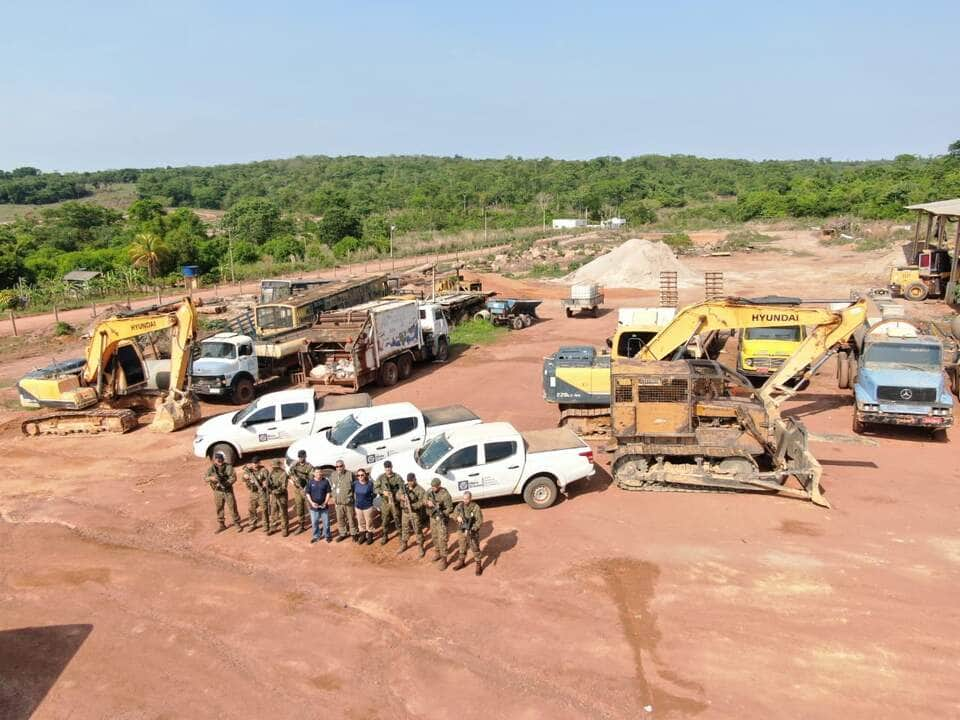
552, 218, 587, 229
63, 269, 101, 288
601, 217, 627, 229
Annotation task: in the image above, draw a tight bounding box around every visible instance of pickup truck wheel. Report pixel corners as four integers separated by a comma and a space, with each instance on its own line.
565, 307, 574, 318
378, 360, 399, 387
397, 354, 413, 379
523, 475, 558, 509
436, 337, 449, 362
210, 442, 238, 465
511, 316, 525, 330
231, 377, 255, 405
904, 282, 929, 301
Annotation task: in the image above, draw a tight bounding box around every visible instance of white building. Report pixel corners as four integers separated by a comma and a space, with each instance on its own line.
601, 217, 627, 229
552, 218, 587, 229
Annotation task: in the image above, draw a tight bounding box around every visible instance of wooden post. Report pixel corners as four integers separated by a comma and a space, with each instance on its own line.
91, 300, 97, 318
53, 305, 59, 323
156, 287, 162, 304
9, 310, 17, 337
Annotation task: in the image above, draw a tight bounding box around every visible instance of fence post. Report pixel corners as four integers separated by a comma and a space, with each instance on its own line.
53, 305, 59, 323
9, 310, 17, 337
91, 300, 97, 318
156, 287, 162, 304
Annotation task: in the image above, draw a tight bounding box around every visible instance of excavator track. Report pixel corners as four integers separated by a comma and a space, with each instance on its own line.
557, 406, 611, 438
22, 409, 139, 436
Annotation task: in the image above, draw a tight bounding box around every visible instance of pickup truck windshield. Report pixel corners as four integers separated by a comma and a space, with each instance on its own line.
863, 342, 941, 370
329, 415, 361, 445
418, 435, 452, 469
234, 400, 262, 424
744, 326, 802, 341
199, 342, 237, 359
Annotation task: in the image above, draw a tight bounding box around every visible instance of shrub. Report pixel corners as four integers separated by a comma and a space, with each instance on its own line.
54, 321, 75, 336
661, 232, 694, 253
717, 230, 775, 252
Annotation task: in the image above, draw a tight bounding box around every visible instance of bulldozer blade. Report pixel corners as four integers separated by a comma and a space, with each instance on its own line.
149, 391, 201, 433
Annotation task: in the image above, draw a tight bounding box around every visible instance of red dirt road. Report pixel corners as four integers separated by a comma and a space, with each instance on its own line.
1, 269, 959, 718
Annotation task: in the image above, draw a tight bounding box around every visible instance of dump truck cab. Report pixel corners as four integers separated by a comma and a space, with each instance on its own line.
737, 324, 806, 379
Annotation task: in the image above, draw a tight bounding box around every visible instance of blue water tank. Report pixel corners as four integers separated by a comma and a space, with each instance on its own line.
182, 265, 200, 277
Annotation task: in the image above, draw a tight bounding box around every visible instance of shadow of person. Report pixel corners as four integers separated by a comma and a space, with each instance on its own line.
482, 528, 518, 570
0, 624, 93, 720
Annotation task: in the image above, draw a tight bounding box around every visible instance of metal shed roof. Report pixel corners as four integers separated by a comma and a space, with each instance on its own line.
904, 199, 960, 217
63, 270, 101, 282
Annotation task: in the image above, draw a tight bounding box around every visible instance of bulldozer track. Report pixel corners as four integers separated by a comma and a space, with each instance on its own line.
22, 409, 139, 436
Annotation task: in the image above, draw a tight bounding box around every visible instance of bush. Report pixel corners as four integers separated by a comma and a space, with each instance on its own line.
717, 230, 774, 252
54, 321, 75, 336
528, 262, 566, 278
661, 232, 694, 253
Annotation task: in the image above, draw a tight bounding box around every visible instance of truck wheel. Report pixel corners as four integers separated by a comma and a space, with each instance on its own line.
590, 306, 599, 317
521, 314, 533, 328
837, 352, 850, 389
378, 360, 399, 387
523, 475, 558, 509
848, 354, 859, 386
904, 282, 929, 301
512, 316, 525, 330
931, 428, 948, 442
397, 354, 413, 379
852, 413, 865, 434
565, 307, 574, 318
231, 377, 255, 405
210, 442, 238, 465
435, 337, 449, 362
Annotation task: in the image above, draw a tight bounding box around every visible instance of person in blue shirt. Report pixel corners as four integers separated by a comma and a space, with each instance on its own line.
353, 468, 376, 545
305, 468, 332, 544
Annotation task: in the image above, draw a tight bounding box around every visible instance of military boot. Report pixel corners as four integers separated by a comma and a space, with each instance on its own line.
380, 531, 389, 546
396, 541, 408, 555
475, 559, 483, 576
418, 542, 426, 559
236, 523, 245, 532
336, 534, 348, 543
366, 532, 374, 545
283, 529, 290, 537
454, 558, 466, 571
352, 533, 361, 544
439, 557, 448, 571
248, 523, 258, 533
215, 524, 227, 534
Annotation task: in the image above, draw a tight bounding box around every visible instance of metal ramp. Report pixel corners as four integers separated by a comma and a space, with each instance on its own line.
659, 271, 678, 307
704, 272, 724, 300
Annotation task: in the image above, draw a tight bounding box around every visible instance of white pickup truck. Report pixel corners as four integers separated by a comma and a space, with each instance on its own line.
192, 388, 372, 464
366, 422, 595, 509
285, 402, 481, 471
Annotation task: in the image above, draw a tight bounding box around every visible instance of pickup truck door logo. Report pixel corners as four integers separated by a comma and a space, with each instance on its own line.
900, 388, 913, 400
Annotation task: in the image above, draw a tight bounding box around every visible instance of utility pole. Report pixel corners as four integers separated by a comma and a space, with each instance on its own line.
390, 225, 396, 270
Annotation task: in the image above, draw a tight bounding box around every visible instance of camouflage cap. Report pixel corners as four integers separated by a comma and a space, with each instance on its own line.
297, 450, 307, 458
430, 477, 441, 487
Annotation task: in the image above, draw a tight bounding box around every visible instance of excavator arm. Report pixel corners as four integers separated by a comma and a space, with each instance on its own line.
635, 298, 858, 362
83, 310, 182, 388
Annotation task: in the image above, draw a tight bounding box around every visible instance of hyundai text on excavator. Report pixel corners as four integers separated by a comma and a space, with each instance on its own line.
17, 298, 201, 435
605, 297, 869, 507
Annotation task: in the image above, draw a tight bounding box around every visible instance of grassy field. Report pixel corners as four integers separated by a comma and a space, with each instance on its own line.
0, 183, 139, 222
449, 318, 508, 347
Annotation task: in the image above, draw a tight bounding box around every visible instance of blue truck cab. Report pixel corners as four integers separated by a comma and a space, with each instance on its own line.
852, 334, 953, 438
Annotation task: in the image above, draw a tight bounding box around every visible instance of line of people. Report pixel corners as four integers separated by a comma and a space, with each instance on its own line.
204, 451, 484, 575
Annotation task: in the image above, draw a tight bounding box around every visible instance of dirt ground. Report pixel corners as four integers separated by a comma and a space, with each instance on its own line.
2, 234, 959, 719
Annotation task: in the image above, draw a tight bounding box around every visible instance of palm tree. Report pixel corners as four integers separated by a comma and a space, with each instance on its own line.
129, 232, 168, 278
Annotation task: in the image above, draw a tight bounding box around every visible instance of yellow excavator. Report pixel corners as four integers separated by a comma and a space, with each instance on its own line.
18, 298, 201, 435
607, 297, 869, 507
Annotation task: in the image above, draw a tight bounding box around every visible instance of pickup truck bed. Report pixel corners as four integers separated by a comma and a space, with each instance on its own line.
521, 427, 585, 453
317, 393, 372, 411
423, 405, 480, 427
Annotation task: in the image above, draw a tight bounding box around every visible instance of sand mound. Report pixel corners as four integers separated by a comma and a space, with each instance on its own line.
563, 238, 700, 289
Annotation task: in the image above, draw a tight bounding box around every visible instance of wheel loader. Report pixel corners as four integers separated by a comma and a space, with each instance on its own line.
606, 297, 869, 506
17, 298, 201, 435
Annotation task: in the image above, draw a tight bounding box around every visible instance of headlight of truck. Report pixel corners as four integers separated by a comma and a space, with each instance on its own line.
862, 403, 879, 412
741, 358, 753, 368
931, 407, 951, 416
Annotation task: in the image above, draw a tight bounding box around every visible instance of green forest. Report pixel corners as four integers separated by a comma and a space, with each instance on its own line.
2, 145, 960, 293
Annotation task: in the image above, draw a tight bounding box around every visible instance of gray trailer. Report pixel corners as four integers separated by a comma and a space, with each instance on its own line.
561, 283, 604, 318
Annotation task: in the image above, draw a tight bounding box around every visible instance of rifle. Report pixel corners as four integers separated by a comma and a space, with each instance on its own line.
429, 490, 446, 520
211, 464, 233, 492
457, 504, 475, 533
398, 482, 414, 513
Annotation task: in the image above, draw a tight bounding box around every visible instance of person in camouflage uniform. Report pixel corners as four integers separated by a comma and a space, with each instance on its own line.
373, 460, 401, 545
329, 459, 358, 542
396, 473, 427, 558
288, 450, 313, 534
242, 457, 271, 533
425, 478, 454, 570
268, 459, 290, 537
454, 491, 484, 575
205, 451, 242, 533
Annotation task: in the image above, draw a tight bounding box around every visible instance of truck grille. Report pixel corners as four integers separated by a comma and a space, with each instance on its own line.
877, 386, 937, 403
636, 378, 688, 403
752, 357, 785, 369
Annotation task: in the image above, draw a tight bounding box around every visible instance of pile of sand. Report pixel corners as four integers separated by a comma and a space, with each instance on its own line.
563, 238, 700, 289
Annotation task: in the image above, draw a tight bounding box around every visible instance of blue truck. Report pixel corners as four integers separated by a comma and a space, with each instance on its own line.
839, 320, 955, 439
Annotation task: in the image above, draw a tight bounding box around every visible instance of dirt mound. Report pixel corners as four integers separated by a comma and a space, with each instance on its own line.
563, 238, 700, 289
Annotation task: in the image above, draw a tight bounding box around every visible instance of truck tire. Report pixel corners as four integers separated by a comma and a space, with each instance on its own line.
848, 354, 859, 386
397, 354, 413, 379
931, 428, 948, 442
523, 475, 559, 509
435, 337, 449, 362
590, 306, 599, 317
837, 352, 850, 389
904, 282, 929, 301
231, 376, 255, 405
474, 310, 491, 322
521, 314, 533, 328
512, 316, 525, 330
210, 442, 238, 465
565, 307, 574, 318
378, 360, 399, 387
852, 413, 865, 435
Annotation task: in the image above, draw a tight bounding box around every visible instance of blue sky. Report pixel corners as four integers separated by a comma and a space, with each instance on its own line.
1, 1, 958, 170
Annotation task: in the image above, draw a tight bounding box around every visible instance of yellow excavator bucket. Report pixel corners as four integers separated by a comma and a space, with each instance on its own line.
149, 390, 202, 433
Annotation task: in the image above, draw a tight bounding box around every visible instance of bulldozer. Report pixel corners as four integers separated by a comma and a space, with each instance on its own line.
607, 297, 869, 507
18, 298, 201, 435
